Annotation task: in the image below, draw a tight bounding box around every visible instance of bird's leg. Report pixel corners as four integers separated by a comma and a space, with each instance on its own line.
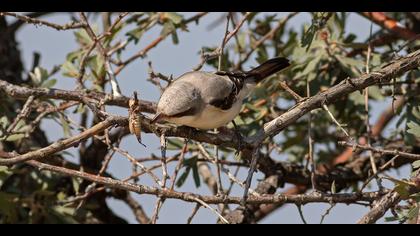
231, 120, 244, 157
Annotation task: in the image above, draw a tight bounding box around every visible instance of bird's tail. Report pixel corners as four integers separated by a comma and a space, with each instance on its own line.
246, 57, 290, 83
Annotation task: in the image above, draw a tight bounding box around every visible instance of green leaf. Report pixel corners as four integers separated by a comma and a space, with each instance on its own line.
331, 180, 336, 194
412, 160, 420, 169
164, 12, 183, 25
336, 55, 363, 76
161, 21, 175, 37
40, 78, 57, 88
171, 31, 179, 45
394, 183, 411, 199
0, 192, 18, 223
74, 103, 86, 114
384, 216, 399, 222
74, 28, 93, 46
72, 178, 81, 194
406, 206, 419, 220
62, 61, 79, 78
4, 133, 25, 142
52, 205, 76, 217
192, 163, 201, 188
342, 42, 366, 49
57, 192, 67, 201
59, 114, 71, 138
299, 54, 323, 79
30, 66, 49, 85
337, 56, 364, 68
407, 121, 420, 137
410, 192, 420, 202
301, 24, 317, 51
126, 28, 145, 44
368, 87, 384, 100
0, 116, 9, 129
167, 138, 184, 150
88, 55, 105, 80
66, 50, 83, 62
175, 167, 191, 188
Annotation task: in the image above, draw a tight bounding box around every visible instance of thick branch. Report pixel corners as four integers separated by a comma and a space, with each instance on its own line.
0, 116, 126, 165
360, 12, 418, 41
25, 159, 381, 206
0, 12, 85, 31
0, 79, 156, 113
357, 191, 401, 224
247, 49, 420, 146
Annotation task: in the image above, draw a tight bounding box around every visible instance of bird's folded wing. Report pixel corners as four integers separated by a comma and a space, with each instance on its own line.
198, 74, 239, 111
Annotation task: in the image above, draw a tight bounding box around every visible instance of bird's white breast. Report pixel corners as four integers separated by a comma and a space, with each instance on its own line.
167, 82, 255, 130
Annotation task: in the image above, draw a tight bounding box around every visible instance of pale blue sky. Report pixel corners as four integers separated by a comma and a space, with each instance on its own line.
9, 12, 411, 224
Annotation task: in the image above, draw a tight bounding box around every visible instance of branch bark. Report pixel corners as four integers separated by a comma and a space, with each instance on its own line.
357, 191, 401, 224
0, 116, 126, 165
25, 159, 382, 206
360, 12, 418, 41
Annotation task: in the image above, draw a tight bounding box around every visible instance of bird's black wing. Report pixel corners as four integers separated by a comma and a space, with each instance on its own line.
208, 74, 245, 110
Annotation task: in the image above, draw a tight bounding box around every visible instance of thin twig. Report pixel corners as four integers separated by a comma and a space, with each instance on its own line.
187, 203, 201, 224
150, 197, 164, 224
79, 12, 122, 97
76, 42, 97, 90
2, 95, 35, 141
235, 12, 298, 69
296, 204, 308, 224
170, 139, 188, 190
320, 203, 336, 224
160, 134, 168, 188
280, 81, 303, 102
0, 12, 85, 31
25, 159, 390, 205
193, 12, 251, 72
322, 104, 350, 137
365, 24, 382, 190
242, 147, 260, 204
192, 197, 229, 224
197, 144, 259, 196
123, 194, 150, 224
359, 155, 400, 192
114, 12, 208, 75
197, 144, 224, 195
338, 141, 420, 160
307, 81, 317, 191
218, 15, 231, 71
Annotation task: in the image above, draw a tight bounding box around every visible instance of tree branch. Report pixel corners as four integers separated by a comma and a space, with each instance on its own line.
24, 159, 383, 206
0, 79, 156, 113
357, 190, 401, 224
246, 49, 420, 147
360, 12, 418, 41
339, 141, 420, 160
0, 12, 85, 31
0, 116, 126, 165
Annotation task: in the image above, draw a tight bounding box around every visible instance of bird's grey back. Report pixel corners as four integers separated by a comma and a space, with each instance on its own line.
157, 71, 233, 116
178, 72, 233, 103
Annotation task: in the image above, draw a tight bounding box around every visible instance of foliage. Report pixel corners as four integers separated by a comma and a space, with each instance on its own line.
0, 12, 419, 224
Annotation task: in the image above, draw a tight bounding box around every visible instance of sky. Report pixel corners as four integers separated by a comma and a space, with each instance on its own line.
7, 12, 412, 224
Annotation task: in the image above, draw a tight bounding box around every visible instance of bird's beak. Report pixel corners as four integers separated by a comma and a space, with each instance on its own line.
151, 113, 163, 124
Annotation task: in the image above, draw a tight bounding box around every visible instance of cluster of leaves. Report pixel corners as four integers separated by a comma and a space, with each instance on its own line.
0, 165, 91, 223
385, 160, 420, 223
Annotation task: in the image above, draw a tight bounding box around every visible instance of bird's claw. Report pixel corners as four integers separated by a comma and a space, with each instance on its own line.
234, 128, 245, 158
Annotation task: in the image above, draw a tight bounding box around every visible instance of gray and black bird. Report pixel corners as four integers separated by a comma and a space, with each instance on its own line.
152, 57, 290, 129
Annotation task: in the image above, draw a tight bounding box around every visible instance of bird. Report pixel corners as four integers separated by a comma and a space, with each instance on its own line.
151, 57, 290, 130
